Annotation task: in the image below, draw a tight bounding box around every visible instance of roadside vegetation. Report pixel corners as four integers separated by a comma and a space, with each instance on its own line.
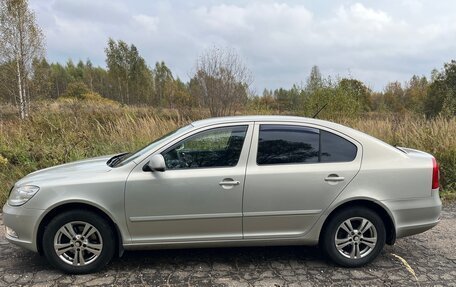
0, 101, 454, 205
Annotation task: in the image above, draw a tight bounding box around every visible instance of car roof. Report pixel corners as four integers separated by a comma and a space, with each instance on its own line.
191, 115, 335, 128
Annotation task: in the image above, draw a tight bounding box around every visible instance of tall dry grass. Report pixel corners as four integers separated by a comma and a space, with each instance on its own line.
0, 102, 189, 204
0, 102, 455, 205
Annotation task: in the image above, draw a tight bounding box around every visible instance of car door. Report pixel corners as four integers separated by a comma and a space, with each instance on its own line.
243, 122, 362, 239
125, 123, 253, 243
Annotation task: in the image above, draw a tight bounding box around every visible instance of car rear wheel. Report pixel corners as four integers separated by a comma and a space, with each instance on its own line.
42, 210, 115, 274
321, 207, 386, 267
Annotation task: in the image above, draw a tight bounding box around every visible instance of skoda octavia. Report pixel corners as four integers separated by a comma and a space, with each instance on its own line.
3, 116, 441, 273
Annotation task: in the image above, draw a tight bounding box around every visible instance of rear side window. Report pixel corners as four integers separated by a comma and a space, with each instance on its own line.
257, 125, 319, 165
257, 125, 357, 165
320, 130, 357, 162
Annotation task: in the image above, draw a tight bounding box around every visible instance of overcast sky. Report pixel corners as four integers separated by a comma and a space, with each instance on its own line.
29, 0, 456, 92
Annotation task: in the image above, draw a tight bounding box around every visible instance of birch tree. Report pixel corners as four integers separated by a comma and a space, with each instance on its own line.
105, 38, 152, 105
0, 0, 44, 119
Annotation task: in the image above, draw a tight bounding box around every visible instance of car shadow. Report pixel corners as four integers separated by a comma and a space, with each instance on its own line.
109, 245, 327, 271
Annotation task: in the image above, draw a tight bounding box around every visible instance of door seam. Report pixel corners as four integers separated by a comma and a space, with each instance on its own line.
241, 122, 256, 239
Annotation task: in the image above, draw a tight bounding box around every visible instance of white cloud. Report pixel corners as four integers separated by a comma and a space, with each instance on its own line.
194, 5, 250, 32
344, 3, 391, 25
133, 14, 159, 32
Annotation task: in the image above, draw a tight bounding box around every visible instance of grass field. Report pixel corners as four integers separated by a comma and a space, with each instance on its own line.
0, 101, 455, 205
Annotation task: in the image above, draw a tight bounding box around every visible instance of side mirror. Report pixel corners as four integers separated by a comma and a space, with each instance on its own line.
144, 154, 166, 172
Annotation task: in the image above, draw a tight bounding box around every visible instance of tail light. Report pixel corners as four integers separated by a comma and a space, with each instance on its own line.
432, 157, 439, 189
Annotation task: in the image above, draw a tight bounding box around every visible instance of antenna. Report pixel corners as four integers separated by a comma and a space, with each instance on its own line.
312, 103, 328, 118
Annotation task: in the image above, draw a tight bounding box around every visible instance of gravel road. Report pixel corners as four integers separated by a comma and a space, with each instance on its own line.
1, 204, 455, 287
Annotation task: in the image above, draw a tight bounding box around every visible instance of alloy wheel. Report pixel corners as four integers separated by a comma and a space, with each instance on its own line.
53, 221, 103, 266
334, 217, 377, 259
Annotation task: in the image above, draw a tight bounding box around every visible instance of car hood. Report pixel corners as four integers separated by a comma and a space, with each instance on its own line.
16, 154, 115, 186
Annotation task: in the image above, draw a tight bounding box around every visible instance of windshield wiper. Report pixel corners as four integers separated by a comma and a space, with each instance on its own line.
107, 152, 130, 167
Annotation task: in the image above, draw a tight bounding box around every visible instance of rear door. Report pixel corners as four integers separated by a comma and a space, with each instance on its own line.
243, 122, 362, 239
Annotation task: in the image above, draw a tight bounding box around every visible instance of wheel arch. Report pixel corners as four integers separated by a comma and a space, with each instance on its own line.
320, 199, 396, 245
36, 202, 124, 257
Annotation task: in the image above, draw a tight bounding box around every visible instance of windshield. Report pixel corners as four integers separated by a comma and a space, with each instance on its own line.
113, 124, 193, 167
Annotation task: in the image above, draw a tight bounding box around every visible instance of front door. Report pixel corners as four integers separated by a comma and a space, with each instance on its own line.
243, 122, 362, 238
125, 123, 253, 243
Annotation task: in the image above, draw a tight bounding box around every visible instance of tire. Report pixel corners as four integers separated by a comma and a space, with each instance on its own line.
42, 209, 115, 274
320, 207, 386, 267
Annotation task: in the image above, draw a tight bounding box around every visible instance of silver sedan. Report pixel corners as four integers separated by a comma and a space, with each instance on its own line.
2, 116, 441, 273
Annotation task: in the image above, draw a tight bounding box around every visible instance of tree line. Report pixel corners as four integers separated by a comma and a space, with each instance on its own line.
0, 0, 455, 119
250, 64, 455, 118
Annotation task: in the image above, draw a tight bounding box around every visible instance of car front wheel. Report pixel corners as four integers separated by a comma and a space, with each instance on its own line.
321, 207, 386, 267
42, 210, 115, 274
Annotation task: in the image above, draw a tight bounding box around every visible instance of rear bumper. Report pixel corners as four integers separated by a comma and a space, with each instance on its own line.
395, 221, 439, 238
382, 189, 441, 238
2, 203, 44, 252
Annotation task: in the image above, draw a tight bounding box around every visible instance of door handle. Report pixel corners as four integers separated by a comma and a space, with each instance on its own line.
219, 180, 240, 186
324, 175, 345, 182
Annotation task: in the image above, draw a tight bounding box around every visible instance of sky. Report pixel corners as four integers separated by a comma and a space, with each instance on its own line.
29, 0, 456, 92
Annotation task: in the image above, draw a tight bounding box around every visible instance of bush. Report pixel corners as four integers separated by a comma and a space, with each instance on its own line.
62, 81, 91, 99
59, 82, 119, 107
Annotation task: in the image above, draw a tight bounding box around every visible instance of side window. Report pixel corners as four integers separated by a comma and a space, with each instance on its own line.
257, 125, 319, 165
163, 126, 248, 169
320, 130, 357, 162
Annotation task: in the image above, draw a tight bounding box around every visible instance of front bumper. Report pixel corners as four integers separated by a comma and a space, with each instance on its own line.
382, 189, 442, 238
2, 203, 45, 252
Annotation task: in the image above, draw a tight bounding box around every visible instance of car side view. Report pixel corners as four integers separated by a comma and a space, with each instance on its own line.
3, 116, 441, 274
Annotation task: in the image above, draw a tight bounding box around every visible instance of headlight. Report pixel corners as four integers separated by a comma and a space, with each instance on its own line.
8, 185, 40, 206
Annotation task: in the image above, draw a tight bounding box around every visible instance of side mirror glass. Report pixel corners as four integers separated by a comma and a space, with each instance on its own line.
144, 154, 166, 172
